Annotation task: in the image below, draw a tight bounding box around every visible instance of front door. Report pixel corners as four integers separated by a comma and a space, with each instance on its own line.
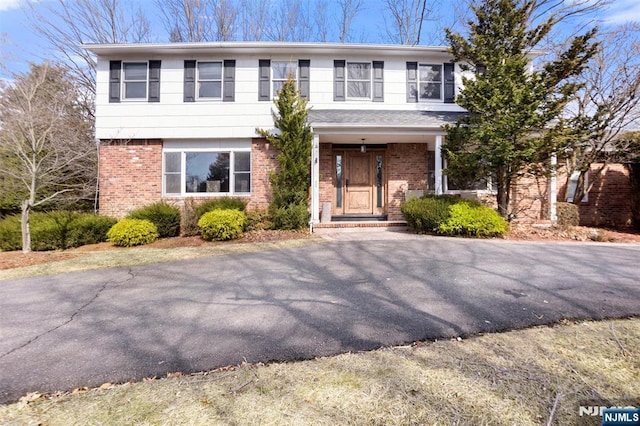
334, 150, 385, 216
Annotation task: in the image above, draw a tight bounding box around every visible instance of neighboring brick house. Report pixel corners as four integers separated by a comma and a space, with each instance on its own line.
86, 42, 631, 228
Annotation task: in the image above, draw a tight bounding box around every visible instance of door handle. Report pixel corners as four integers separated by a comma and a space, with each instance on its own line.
345, 179, 349, 192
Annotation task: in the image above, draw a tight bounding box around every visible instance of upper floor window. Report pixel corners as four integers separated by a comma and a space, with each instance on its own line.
347, 62, 371, 99
272, 61, 297, 97
184, 60, 235, 103
197, 61, 223, 99
406, 62, 454, 103
418, 64, 442, 100
109, 60, 160, 103
123, 62, 148, 100
259, 59, 309, 101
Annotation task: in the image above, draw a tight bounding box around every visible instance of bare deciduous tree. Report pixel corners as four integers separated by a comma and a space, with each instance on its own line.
213, 0, 239, 41
27, 0, 151, 100
560, 23, 640, 203
384, 0, 435, 45
337, 0, 364, 43
239, 0, 269, 41
0, 63, 97, 252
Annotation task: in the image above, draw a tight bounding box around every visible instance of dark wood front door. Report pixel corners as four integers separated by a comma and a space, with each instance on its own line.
334, 150, 385, 216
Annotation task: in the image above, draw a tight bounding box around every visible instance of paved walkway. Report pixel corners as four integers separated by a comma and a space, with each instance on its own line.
1, 235, 639, 403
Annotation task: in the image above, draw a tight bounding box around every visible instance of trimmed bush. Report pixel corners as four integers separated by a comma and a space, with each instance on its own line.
107, 219, 159, 247
438, 202, 509, 238
245, 208, 273, 231
0, 215, 22, 251
271, 202, 309, 230
180, 198, 200, 237
556, 202, 580, 227
198, 209, 247, 241
0, 212, 116, 251
196, 197, 247, 219
67, 215, 117, 247
401, 195, 459, 234
128, 201, 181, 238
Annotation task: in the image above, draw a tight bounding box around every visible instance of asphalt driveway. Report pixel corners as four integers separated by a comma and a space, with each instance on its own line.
1, 234, 639, 404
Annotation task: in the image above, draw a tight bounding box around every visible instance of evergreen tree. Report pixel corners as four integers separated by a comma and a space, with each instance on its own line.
443, 0, 597, 218
256, 76, 312, 228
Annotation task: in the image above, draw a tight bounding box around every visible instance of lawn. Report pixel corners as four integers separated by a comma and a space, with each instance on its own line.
1, 318, 638, 425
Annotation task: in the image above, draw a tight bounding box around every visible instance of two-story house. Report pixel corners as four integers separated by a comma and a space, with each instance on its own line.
87, 41, 557, 227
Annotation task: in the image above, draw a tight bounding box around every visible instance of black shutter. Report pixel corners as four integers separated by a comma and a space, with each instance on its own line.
334, 60, 345, 101
109, 60, 121, 103
444, 62, 455, 103
298, 59, 310, 99
148, 60, 161, 102
372, 61, 384, 102
184, 60, 196, 102
406, 62, 418, 103
476, 63, 487, 75
223, 60, 235, 102
258, 59, 270, 101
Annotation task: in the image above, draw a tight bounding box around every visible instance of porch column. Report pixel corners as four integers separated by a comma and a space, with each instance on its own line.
435, 134, 443, 195
310, 132, 320, 225
549, 153, 557, 221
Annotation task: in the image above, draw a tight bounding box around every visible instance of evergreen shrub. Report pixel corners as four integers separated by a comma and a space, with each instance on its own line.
196, 197, 247, 219
271, 202, 309, 230
0, 212, 116, 251
437, 202, 508, 237
128, 201, 181, 238
400, 195, 459, 234
198, 209, 246, 241
107, 219, 158, 247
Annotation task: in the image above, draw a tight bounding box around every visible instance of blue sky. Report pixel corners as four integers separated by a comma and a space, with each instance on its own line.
1, 0, 640, 81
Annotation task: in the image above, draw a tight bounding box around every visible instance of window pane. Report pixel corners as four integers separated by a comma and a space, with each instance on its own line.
199, 81, 222, 98
273, 80, 284, 97
165, 174, 181, 194
165, 152, 181, 173
336, 155, 342, 209
125, 82, 146, 99
124, 63, 147, 80
234, 152, 251, 172
272, 61, 297, 79
198, 62, 222, 80
347, 63, 370, 80
419, 65, 441, 82
419, 83, 441, 99
376, 155, 383, 208
234, 173, 251, 192
347, 81, 371, 98
186, 152, 230, 193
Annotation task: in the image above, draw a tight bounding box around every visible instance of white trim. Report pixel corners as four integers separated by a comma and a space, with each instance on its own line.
435, 135, 443, 195
550, 153, 557, 221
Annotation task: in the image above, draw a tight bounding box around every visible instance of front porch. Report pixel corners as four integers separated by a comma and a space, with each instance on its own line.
307, 110, 465, 227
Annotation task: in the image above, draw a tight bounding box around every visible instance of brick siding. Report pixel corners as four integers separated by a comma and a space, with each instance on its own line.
387, 143, 429, 220
99, 139, 163, 218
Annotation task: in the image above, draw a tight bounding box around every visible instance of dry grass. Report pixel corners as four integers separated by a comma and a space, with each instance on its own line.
0, 238, 319, 281
1, 318, 638, 425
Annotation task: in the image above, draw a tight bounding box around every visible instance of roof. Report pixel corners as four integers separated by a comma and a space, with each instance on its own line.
307, 109, 467, 129
83, 41, 452, 57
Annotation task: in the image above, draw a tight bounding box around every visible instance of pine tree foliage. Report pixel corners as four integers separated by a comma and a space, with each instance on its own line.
256, 77, 313, 211
443, 0, 597, 218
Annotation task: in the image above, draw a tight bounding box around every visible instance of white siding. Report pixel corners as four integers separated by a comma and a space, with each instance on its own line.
95, 52, 468, 140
